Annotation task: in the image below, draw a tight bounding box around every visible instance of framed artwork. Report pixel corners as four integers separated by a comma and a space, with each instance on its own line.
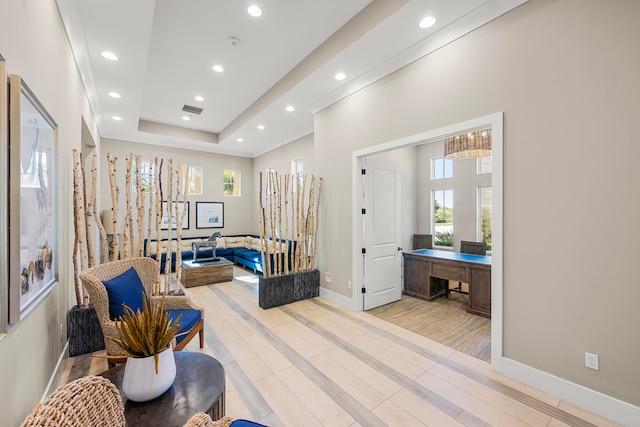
161, 201, 189, 230
8, 74, 58, 322
196, 202, 224, 229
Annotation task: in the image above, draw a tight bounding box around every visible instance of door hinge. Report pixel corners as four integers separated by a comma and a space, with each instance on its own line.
361, 287, 366, 294
361, 208, 366, 215
361, 248, 366, 254
361, 169, 366, 175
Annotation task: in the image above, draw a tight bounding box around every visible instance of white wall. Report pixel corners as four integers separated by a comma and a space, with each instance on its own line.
0, 2, 99, 426
314, 0, 640, 420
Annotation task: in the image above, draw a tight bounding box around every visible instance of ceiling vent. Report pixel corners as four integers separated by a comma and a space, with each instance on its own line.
181, 104, 203, 115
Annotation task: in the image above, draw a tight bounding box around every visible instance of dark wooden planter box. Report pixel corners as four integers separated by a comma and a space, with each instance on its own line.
67, 305, 105, 357
259, 269, 320, 309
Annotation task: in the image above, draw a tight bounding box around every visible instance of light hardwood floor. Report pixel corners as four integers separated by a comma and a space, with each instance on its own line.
61, 267, 621, 427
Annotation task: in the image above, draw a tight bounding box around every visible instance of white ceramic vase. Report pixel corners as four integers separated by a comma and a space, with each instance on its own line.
122, 347, 176, 402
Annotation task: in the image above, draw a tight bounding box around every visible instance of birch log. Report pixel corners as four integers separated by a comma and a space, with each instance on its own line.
73, 150, 88, 271
283, 174, 290, 275
259, 173, 267, 277
71, 150, 84, 306
154, 157, 162, 294
164, 160, 174, 287
80, 152, 96, 267
107, 153, 120, 260
90, 152, 108, 263
123, 154, 133, 259
311, 177, 322, 269
174, 164, 185, 286
275, 173, 282, 276
146, 157, 154, 257
135, 155, 145, 257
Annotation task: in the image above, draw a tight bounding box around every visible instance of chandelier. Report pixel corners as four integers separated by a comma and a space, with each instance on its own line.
444, 129, 492, 160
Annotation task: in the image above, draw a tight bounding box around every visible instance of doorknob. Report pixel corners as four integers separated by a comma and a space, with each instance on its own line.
398, 247, 403, 251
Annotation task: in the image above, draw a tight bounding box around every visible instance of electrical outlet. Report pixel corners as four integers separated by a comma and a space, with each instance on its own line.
347, 280, 352, 289
59, 324, 64, 344
325, 272, 332, 283
585, 352, 599, 370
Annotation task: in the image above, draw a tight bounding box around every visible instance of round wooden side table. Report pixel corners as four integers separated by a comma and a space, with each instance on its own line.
100, 351, 225, 427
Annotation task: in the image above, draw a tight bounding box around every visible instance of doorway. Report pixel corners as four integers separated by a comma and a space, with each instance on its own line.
352, 112, 504, 369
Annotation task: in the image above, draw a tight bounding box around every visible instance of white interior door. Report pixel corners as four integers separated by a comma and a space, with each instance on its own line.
363, 159, 402, 310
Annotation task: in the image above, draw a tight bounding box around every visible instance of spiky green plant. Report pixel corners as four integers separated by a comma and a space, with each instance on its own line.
108, 294, 182, 374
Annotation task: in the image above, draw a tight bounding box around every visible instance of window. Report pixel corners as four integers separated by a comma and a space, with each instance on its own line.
478, 156, 492, 174
432, 157, 453, 180
479, 187, 492, 250
433, 189, 453, 246
223, 170, 241, 196
182, 165, 203, 195
291, 158, 303, 191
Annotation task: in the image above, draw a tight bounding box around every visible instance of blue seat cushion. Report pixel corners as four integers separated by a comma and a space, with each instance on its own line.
102, 267, 147, 320
230, 420, 269, 427
166, 309, 201, 345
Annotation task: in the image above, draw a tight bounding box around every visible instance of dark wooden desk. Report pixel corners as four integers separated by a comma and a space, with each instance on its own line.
403, 249, 491, 318
100, 352, 225, 427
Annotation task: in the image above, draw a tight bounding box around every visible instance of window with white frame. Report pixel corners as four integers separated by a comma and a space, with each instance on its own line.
478, 186, 492, 250
291, 158, 303, 191
182, 165, 203, 195
433, 189, 453, 247
432, 156, 453, 180
478, 156, 492, 175
224, 169, 241, 196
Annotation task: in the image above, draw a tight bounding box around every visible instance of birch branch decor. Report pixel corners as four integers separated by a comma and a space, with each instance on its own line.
258, 172, 322, 278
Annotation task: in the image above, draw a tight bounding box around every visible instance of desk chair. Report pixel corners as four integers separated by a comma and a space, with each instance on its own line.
447, 240, 487, 297
413, 234, 433, 250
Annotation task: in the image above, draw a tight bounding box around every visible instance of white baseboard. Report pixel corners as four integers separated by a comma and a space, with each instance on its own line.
501, 357, 640, 427
42, 341, 69, 402
319, 287, 361, 312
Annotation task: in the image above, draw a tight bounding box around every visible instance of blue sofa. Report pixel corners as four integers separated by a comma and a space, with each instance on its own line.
144, 235, 295, 273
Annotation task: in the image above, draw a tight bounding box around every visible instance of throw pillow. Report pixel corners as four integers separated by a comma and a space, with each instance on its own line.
102, 267, 147, 320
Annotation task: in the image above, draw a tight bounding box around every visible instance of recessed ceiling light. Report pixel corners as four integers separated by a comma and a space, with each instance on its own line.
212, 65, 224, 73
419, 16, 436, 28
101, 51, 118, 61
335, 72, 346, 81
108, 92, 121, 98
236, 138, 244, 143
247, 5, 262, 17
182, 116, 191, 121
257, 124, 265, 130
194, 95, 204, 102
285, 106, 295, 112
112, 116, 122, 121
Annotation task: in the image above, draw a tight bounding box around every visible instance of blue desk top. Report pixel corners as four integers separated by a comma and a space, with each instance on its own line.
406, 249, 491, 265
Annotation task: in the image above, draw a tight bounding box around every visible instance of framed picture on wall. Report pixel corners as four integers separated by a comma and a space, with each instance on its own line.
196, 202, 224, 228
161, 201, 189, 230
8, 74, 58, 322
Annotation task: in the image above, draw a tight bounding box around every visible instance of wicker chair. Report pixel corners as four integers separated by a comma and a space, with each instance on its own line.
20, 375, 125, 427
80, 257, 204, 366
183, 414, 234, 427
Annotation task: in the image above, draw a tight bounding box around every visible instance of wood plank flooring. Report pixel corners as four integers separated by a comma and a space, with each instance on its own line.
60, 268, 621, 427
367, 284, 491, 362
